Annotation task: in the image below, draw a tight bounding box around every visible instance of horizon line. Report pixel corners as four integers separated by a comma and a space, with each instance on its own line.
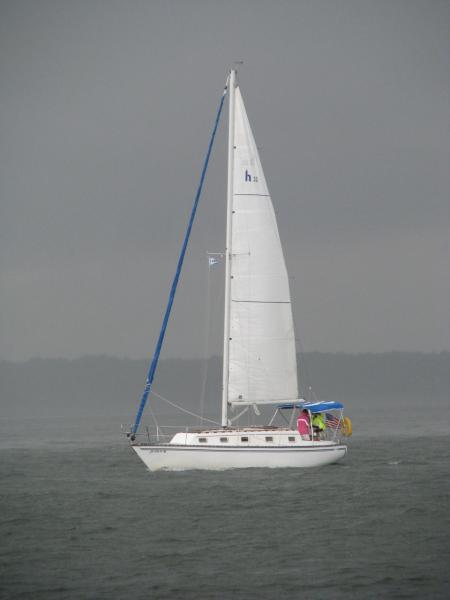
1, 350, 449, 364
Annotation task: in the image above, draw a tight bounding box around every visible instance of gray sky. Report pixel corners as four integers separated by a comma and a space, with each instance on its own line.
1, 0, 449, 361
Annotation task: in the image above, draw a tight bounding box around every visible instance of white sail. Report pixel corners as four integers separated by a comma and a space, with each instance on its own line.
227, 86, 298, 405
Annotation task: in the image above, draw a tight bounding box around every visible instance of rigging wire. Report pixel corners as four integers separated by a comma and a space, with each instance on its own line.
130, 79, 229, 438
228, 405, 249, 423
198, 254, 223, 425
147, 402, 159, 430
151, 390, 221, 425
290, 274, 315, 399
198, 257, 212, 425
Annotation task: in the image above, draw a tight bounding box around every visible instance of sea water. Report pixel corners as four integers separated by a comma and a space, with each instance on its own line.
1, 416, 449, 599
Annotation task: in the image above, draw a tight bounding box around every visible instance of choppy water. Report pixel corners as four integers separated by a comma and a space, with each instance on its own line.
1, 418, 449, 599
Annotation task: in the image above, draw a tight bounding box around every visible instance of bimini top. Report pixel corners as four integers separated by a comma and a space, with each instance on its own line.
277, 401, 344, 413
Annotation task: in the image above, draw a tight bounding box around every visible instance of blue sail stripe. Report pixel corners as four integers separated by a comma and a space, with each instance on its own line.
131, 83, 228, 436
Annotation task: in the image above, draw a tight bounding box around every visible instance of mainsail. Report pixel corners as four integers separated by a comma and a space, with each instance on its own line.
227, 86, 298, 405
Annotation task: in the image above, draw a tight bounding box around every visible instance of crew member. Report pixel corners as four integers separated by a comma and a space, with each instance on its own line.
312, 412, 326, 439
297, 409, 311, 440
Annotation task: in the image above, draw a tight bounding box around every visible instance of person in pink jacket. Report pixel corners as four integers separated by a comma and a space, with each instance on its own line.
297, 409, 311, 440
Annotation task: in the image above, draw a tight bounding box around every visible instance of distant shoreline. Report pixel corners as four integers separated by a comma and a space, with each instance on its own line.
2, 350, 449, 365
1, 352, 448, 420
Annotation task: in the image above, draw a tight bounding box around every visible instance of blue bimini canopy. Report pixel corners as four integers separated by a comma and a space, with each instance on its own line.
277, 401, 344, 413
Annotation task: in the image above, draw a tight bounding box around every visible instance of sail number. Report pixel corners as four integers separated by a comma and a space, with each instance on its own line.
245, 169, 258, 183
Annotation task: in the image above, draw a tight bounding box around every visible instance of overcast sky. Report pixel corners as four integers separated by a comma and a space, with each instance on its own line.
1, 0, 449, 361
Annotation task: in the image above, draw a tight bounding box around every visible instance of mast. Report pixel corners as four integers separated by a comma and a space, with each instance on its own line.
221, 68, 236, 427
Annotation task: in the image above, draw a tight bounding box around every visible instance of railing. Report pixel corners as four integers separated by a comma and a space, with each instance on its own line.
123, 423, 342, 446
123, 424, 210, 446
316, 426, 341, 443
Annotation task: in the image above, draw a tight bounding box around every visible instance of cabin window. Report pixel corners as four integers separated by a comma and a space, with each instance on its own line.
220, 437, 228, 443
265, 436, 273, 442
288, 436, 296, 442
198, 438, 207, 443
241, 436, 249, 442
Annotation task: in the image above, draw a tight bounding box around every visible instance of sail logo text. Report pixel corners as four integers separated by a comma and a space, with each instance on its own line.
245, 169, 258, 183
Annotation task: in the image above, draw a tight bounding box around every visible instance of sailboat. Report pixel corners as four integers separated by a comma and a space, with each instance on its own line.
128, 69, 351, 470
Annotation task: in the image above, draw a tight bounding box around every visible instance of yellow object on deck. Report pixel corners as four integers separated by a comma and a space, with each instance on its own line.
341, 416, 353, 437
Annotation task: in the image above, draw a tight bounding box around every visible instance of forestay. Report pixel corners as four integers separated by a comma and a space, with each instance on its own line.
228, 86, 298, 406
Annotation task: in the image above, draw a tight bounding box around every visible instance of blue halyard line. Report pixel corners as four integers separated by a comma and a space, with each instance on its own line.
131, 84, 228, 436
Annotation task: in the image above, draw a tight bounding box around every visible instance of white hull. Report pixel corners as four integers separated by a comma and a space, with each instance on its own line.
132, 442, 347, 471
